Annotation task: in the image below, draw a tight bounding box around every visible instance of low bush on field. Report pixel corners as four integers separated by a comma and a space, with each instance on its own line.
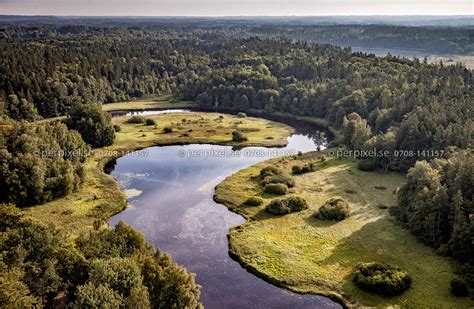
145, 118, 156, 126
243, 196, 264, 206
163, 127, 173, 133
126, 116, 145, 124
259, 166, 295, 188
357, 159, 378, 171
292, 163, 315, 174
265, 196, 308, 215
353, 262, 412, 296
264, 183, 288, 195
315, 197, 350, 221
260, 166, 283, 178
261, 173, 295, 188
232, 131, 248, 142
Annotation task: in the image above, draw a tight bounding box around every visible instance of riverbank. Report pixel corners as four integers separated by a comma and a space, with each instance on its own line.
24, 111, 293, 235
101, 94, 197, 112
214, 152, 472, 308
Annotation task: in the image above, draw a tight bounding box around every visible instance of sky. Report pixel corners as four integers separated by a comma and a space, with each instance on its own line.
0, 0, 472, 16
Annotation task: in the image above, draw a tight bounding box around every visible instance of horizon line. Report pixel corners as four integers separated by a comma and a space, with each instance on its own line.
1, 14, 472, 18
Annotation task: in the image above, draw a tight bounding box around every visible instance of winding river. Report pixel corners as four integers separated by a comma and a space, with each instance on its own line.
109, 110, 341, 308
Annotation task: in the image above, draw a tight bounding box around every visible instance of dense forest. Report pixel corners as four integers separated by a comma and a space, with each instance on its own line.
0, 25, 472, 171
392, 150, 474, 288
0, 205, 201, 307
0, 21, 473, 305
0, 118, 88, 206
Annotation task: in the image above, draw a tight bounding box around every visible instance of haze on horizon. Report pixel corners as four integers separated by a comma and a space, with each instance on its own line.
0, 0, 472, 16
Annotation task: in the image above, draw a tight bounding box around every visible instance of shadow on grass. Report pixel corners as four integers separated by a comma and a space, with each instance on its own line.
316, 216, 459, 307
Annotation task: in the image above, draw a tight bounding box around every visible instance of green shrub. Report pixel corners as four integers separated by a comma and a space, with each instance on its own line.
265, 196, 308, 215
163, 127, 173, 133
232, 131, 248, 142
292, 163, 315, 174
262, 173, 296, 188
316, 197, 350, 221
286, 196, 309, 212
292, 165, 303, 174
357, 159, 378, 171
126, 115, 145, 124
113, 125, 121, 132
260, 166, 283, 178
145, 118, 156, 126
450, 277, 469, 297
264, 183, 288, 195
353, 262, 412, 296
244, 196, 264, 206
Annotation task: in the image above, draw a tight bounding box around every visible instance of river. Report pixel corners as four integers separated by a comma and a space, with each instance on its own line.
109, 110, 341, 308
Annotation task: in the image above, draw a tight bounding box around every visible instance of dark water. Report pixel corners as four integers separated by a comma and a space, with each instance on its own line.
109, 112, 341, 309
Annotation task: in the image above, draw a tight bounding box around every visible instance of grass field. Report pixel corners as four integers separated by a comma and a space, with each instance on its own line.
427, 55, 474, 70
24, 112, 293, 235
101, 94, 196, 112
214, 152, 472, 308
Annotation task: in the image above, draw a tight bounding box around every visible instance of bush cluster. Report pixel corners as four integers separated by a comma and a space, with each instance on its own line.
353, 262, 412, 296
145, 118, 156, 126
264, 183, 288, 195
315, 197, 350, 221
265, 196, 308, 215
259, 166, 295, 188
232, 131, 248, 142
163, 127, 173, 133
243, 196, 264, 206
260, 166, 283, 177
292, 163, 316, 174
126, 115, 146, 124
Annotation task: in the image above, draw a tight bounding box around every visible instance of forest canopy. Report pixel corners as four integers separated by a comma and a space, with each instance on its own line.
0, 119, 88, 206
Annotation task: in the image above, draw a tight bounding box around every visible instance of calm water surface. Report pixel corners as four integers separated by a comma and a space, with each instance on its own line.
109, 112, 341, 309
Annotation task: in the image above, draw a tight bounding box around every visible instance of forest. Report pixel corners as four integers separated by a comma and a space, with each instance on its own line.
0, 20, 473, 306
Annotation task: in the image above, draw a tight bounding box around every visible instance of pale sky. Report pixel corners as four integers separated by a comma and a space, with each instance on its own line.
0, 0, 472, 16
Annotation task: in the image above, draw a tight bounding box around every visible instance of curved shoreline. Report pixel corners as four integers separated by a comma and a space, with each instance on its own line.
25, 110, 345, 307
213, 175, 353, 309
24, 111, 294, 234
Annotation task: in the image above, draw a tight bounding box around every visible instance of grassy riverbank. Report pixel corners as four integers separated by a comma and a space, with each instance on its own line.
24, 112, 293, 235
101, 94, 197, 112
214, 152, 471, 308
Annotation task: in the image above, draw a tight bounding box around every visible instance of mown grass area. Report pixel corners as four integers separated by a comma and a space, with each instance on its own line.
214, 152, 472, 308
24, 112, 292, 236
101, 94, 196, 112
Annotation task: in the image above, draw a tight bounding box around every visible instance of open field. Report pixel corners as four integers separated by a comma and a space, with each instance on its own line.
24, 112, 293, 235
427, 55, 474, 70
214, 152, 472, 308
101, 94, 197, 112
